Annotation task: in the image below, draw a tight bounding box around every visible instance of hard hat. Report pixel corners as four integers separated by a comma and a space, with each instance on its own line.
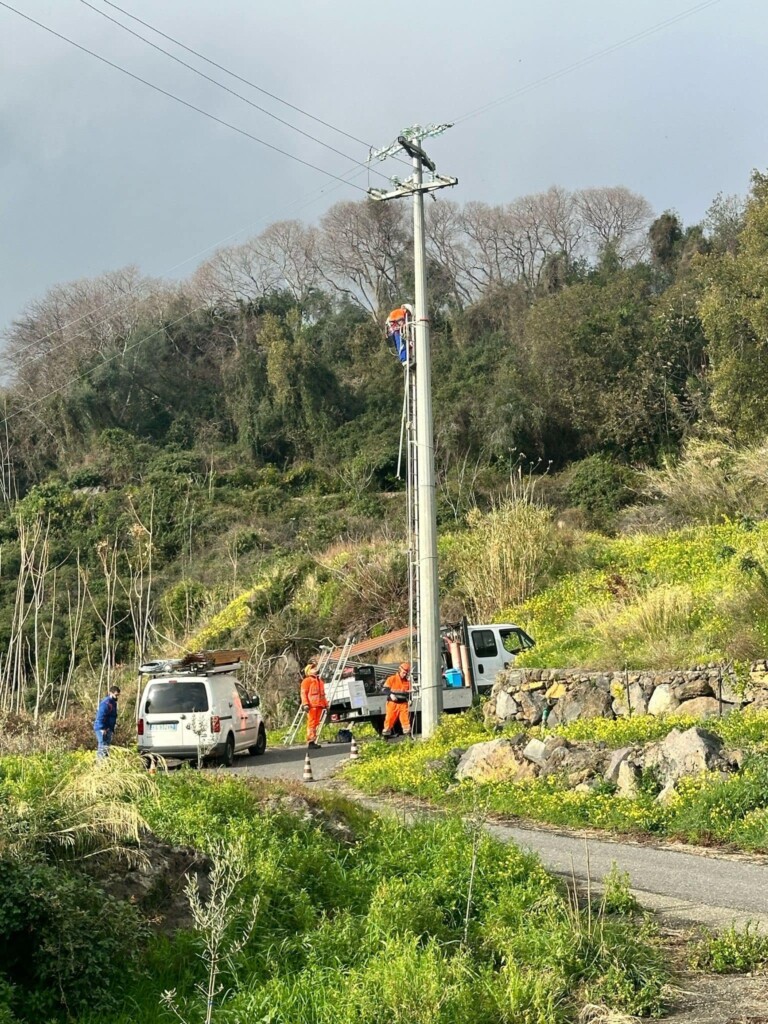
304, 663, 318, 675
399, 662, 411, 673
402, 303, 414, 316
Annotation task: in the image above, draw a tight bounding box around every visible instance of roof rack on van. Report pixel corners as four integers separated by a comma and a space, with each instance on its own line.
138, 648, 249, 676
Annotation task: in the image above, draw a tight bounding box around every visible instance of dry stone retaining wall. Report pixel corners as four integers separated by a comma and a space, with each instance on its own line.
485, 662, 768, 726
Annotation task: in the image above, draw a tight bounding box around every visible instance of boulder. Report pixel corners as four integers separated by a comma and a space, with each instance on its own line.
522, 738, 548, 766
556, 683, 613, 724
648, 684, 680, 716
605, 746, 635, 784
673, 676, 714, 701
616, 760, 640, 797
644, 726, 727, 787
455, 740, 537, 784
495, 690, 520, 721
522, 734, 567, 767
518, 689, 545, 725
540, 743, 608, 781
610, 680, 649, 718
677, 696, 726, 719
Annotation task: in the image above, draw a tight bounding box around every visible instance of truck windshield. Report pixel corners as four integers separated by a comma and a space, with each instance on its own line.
145, 682, 209, 713
500, 628, 536, 654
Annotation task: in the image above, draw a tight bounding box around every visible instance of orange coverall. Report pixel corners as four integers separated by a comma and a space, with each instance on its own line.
382, 669, 411, 736
300, 672, 328, 742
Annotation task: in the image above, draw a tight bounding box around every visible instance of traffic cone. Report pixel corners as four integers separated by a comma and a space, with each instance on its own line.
303, 751, 314, 782
349, 736, 360, 761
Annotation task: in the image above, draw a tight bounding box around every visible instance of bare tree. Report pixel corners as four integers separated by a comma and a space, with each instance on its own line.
191, 240, 281, 309
575, 186, 653, 263
317, 198, 410, 317
254, 220, 321, 302
3, 267, 176, 395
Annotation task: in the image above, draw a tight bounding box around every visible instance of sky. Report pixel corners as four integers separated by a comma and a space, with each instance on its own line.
0, 0, 764, 332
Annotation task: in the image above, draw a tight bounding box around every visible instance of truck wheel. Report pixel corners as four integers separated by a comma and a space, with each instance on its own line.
249, 726, 267, 757
221, 734, 235, 767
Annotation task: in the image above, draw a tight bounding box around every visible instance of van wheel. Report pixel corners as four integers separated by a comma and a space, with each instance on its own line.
221, 734, 235, 768
248, 725, 267, 757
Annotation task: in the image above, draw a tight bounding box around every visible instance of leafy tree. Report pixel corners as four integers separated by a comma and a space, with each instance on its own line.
699, 170, 768, 441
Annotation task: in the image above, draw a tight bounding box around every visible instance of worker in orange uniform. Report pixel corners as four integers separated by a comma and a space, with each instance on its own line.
300, 662, 328, 749
382, 662, 411, 738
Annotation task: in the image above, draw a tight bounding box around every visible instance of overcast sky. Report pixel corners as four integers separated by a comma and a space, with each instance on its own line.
0, 0, 763, 332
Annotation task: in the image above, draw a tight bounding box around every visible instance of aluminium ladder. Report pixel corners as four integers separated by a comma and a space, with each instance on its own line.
282, 637, 353, 745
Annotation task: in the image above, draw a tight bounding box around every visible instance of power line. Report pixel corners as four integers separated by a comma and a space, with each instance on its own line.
0, 2, 370, 192
78, 0, 392, 182
98, 0, 377, 154
455, 0, 725, 124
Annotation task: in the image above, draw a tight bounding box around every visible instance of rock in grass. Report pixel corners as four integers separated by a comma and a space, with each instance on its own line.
455, 739, 538, 783
648, 683, 680, 716
677, 696, 730, 718
644, 726, 727, 788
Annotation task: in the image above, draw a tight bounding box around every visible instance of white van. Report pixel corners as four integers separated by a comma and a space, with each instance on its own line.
137, 662, 266, 766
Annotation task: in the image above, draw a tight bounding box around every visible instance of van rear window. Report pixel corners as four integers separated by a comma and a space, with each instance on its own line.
145, 682, 209, 713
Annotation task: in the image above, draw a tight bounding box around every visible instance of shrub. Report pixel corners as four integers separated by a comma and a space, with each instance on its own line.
690, 923, 768, 973
0, 859, 143, 1021
565, 455, 636, 530
451, 499, 564, 621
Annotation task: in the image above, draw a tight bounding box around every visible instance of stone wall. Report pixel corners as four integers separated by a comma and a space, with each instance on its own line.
486, 662, 768, 727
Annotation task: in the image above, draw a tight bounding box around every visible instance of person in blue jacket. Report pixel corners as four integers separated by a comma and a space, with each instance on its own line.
93, 685, 121, 758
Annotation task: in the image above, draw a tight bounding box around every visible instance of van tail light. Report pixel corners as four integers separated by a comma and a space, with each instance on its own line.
211, 715, 221, 733
137, 718, 144, 736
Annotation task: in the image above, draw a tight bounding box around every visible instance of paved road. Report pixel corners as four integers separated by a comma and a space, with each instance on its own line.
225, 741, 351, 782
222, 741, 768, 930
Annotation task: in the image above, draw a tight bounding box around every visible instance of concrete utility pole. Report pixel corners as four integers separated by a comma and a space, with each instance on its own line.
368, 127, 457, 738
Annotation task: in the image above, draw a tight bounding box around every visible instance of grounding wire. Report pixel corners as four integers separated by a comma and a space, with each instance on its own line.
454, 0, 725, 124
0, 2, 372, 192
78, 0, 394, 183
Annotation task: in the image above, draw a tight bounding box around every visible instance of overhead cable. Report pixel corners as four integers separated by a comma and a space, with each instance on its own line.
454, 0, 725, 124
78, 0, 393, 182
98, 0, 378, 153
0, 2, 370, 192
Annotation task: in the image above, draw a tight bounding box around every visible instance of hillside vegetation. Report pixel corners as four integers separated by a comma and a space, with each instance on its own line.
2, 173, 768, 722
0, 755, 668, 1023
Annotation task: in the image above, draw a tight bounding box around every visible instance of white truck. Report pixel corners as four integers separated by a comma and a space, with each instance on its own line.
324, 619, 535, 734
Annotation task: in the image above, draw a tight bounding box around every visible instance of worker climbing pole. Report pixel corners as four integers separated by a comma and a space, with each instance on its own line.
369, 125, 457, 738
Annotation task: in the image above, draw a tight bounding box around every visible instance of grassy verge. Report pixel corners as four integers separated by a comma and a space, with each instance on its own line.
343, 710, 768, 850
0, 753, 670, 1023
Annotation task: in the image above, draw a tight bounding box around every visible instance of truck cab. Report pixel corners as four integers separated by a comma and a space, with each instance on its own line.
461, 622, 535, 694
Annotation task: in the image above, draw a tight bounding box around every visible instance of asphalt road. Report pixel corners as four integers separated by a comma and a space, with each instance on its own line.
222, 740, 768, 930
225, 740, 352, 781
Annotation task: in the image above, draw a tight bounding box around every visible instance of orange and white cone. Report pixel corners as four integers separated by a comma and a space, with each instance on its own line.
303, 751, 314, 782
349, 736, 360, 761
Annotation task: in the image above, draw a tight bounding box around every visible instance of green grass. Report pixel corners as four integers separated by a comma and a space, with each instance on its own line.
689, 923, 768, 973
502, 519, 768, 669
344, 711, 768, 851
0, 756, 670, 1023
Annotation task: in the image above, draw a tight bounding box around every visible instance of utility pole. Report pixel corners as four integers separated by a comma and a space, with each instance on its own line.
368, 126, 457, 738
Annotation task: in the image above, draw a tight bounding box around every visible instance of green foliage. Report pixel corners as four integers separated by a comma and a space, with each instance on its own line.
565, 454, 636, 530
689, 923, 768, 973
699, 171, 768, 440
0, 859, 143, 1021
